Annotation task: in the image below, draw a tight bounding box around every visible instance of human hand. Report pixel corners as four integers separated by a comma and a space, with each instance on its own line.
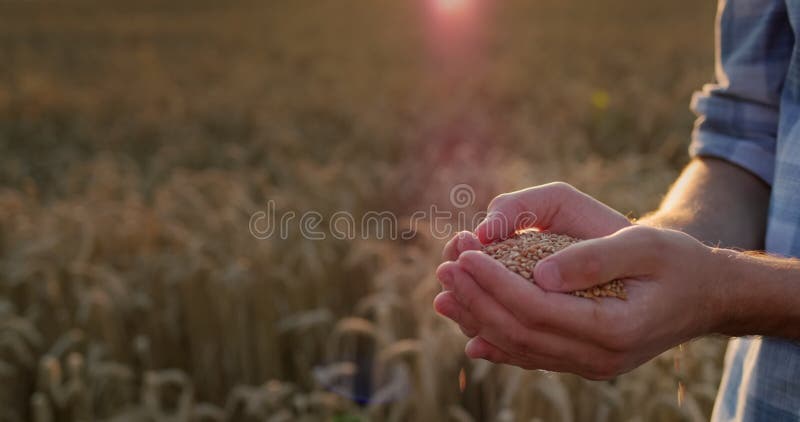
435, 224, 724, 379
439, 182, 633, 342
441, 182, 632, 263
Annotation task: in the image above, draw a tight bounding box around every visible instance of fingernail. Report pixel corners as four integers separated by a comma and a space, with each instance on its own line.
535, 260, 562, 290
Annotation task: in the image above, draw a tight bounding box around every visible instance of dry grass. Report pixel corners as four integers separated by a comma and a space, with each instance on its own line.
0, 0, 725, 420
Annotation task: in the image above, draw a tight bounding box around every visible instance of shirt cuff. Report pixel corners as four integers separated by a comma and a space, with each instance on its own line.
689, 129, 776, 186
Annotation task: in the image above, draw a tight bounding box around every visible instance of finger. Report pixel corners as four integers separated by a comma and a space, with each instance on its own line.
475, 183, 630, 244
433, 291, 479, 337
443, 259, 617, 361
456, 250, 609, 342
442, 231, 483, 262
465, 336, 507, 360
533, 225, 662, 292
437, 261, 520, 339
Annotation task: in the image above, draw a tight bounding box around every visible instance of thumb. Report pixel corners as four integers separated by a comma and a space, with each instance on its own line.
533, 225, 661, 292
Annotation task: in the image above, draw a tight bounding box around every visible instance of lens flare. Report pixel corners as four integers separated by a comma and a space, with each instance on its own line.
434, 0, 470, 14
422, 0, 490, 80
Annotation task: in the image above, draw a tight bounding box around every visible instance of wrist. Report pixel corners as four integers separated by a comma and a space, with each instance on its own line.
703, 247, 742, 335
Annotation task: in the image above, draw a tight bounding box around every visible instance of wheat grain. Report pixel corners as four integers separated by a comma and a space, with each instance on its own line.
482, 231, 627, 300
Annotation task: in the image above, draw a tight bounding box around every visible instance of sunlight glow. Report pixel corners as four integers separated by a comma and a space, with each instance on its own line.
434, 0, 471, 14
422, 0, 488, 72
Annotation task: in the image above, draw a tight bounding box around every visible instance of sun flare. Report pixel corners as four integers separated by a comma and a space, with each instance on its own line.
433, 0, 471, 15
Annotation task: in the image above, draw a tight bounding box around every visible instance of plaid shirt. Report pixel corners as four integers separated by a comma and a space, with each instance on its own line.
689, 0, 800, 420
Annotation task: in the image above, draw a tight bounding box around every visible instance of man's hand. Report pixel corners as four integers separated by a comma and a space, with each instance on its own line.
435, 224, 724, 379
441, 182, 632, 262
439, 182, 633, 343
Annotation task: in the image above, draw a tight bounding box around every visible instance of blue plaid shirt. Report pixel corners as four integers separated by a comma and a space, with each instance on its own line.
689, 1, 800, 420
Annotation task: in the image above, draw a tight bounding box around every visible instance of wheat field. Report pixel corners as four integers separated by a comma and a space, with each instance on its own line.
0, 0, 727, 420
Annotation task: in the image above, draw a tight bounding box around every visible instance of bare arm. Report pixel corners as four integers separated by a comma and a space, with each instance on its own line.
713, 249, 800, 339
436, 161, 800, 378
636, 158, 800, 339
639, 157, 771, 250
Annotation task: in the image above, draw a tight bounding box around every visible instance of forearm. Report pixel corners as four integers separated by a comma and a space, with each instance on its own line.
639, 157, 770, 250
711, 248, 800, 340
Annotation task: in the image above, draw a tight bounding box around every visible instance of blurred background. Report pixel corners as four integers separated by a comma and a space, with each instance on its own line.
0, 0, 726, 420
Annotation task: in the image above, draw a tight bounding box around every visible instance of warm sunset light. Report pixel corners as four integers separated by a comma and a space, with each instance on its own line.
2, 0, 737, 419
423, 0, 486, 66
434, 0, 471, 14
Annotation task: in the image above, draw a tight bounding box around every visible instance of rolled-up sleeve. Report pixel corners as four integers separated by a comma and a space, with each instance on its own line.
690, 0, 793, 185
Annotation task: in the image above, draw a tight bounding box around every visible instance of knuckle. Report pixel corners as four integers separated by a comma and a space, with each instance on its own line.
623, 225, 669, 265
627, 225, 663, 247
549, 181, 575, 191
624, 223, 653, 237
667, 229, 704, 256
486, 194, 522, 230
547, 181, 578, 197
647, 231, 668, 253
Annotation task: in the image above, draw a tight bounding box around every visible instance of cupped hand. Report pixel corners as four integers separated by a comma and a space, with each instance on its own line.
441, 182, 632, 263
438, 182, 633, 345
474, 182, 632, 244
435, 224, 724, 379
435, 183, 724, 379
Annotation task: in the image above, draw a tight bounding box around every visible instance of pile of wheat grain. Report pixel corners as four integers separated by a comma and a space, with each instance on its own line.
482, 231, 627, 299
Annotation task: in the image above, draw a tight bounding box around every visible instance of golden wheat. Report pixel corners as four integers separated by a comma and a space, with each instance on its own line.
0, 0, 725, 420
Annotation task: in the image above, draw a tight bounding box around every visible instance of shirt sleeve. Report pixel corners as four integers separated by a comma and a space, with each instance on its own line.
689, 0, 794, 186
